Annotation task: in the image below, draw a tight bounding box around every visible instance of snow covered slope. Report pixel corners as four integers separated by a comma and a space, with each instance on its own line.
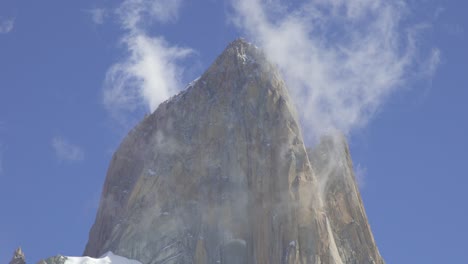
38, 251, 141, 264
65, 252, 141, 264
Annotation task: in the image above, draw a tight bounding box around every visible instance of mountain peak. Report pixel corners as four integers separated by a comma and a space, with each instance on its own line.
227, 37, 251, 47
9, 247, 25, 264
84, 39, 384, 264
225, 37, 260, 55
212, 37, 263, 67
156, 38, 272, 114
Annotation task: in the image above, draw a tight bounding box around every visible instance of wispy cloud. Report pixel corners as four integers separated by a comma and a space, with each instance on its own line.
118, 0, 183, 28
103, 35, 192, 116
0, 17, 14, 34
103, 0, 193, 123
443, 23, 464, 37
0, 122, 4, 174
354, 163, 367, 189
425, 48, 441, 78
51, 136, 85, 162
0, 148, 3, 175
87, 8, 108, 25
231, 0, 440, 142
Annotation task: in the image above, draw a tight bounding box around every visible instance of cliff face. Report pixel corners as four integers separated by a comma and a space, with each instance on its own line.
84, 39, 384, 264
309, 137, 384, 264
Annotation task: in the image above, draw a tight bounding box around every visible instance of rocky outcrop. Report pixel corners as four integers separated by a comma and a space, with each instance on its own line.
9, 248, 26, 264
84, 39, 384, 264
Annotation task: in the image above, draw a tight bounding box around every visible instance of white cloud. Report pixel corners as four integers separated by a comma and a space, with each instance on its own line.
104, 34, 192, 116
88, 8, 108, 25
52, 137, 85, 162
231, 0, 439, 142
104, 0, 193, 122
118, 0, 183, 29
0, 17, 14, 34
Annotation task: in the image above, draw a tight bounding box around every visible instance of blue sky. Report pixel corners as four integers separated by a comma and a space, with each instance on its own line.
0, 0, 467, 263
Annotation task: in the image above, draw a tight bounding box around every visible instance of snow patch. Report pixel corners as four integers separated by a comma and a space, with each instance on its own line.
65, 252, 142, 264
186, 76, 200, 89
160, 76, 200, 106
228, 238, 247, 246
237, 52, 256, 64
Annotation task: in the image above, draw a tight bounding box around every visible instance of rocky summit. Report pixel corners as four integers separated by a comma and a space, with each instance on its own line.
83, 39, 384, 264
9, 248, 26, 264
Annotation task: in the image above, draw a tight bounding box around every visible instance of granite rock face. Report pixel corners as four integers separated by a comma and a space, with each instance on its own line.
84, 39, 384, 264
309, 136, 384, 264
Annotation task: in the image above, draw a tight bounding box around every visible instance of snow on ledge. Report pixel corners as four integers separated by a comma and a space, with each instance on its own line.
65, 252, 142, 264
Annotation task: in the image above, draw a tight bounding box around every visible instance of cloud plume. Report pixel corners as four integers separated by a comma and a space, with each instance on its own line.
103, 0, 192, 123
231, 0, 439, 142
